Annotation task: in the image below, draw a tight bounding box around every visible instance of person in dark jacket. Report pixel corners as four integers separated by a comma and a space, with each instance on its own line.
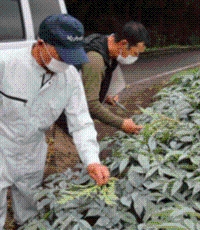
81, 21, 150, 134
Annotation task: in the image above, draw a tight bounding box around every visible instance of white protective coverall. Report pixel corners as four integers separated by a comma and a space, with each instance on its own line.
0, 46, 100, 227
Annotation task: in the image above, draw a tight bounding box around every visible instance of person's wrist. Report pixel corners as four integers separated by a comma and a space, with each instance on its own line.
121, 119, 128, 132
87, 162, 101, 167
121, 119, 126, 130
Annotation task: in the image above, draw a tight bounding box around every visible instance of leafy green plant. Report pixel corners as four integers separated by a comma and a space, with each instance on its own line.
19, 169, 136, 230
58, 177, 118, 206
20, 68, 200, 229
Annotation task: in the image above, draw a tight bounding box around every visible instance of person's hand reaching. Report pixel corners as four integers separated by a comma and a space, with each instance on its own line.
105, 95, 119, 106
87, 163, 110, 186
121, 119, 143, 134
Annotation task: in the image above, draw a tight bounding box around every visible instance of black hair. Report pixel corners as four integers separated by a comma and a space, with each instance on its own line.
114, 21, 150, 47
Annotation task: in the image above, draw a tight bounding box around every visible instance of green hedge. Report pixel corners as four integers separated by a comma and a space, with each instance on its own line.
19, 69, 200, 230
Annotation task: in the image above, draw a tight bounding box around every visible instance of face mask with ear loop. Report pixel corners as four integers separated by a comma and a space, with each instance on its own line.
39, 42, 69, 73
116, 49, 138, 65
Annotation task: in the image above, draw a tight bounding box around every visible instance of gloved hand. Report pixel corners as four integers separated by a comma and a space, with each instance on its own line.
87, 163, 110, 186
105, 95, 119, 106
121, 118, 143, 134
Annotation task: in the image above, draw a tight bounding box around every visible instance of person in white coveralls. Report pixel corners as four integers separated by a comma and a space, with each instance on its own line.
0, 14, 110, 228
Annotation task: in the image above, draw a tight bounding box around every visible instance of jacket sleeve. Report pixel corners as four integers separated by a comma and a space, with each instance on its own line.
81, 51, 124, 129
64, 67, 100, 166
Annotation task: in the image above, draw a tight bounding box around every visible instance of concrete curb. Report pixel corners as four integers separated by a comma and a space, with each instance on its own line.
142, 46, 200, 57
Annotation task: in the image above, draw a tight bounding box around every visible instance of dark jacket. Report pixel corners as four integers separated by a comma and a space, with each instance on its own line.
84, 34, 118, 102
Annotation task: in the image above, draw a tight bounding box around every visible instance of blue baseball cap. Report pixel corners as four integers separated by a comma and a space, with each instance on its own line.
38, 14, 89, 65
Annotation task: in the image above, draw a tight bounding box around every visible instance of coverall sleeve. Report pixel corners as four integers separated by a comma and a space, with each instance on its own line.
64, 67, 100, 166
81, 51, 124, 129
0, 61, 4, 90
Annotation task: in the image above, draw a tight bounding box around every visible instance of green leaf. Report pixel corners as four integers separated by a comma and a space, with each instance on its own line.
73, 175, 90, 185
180, 136, 193, 142
148, 136, 157, 152
128, 170, 144, 187
138, 155, 150, 170
133, 195, 145, 217
60, 216, 75, 230
145, 181, 162, 190
99, 139, 113, 152
125, 181, 134, 193
95, 217, 110, 227
170, 207, 194, 218
196, 223, 200, 230
86, 208, 101, 217
109, 161, 120, 172
120, 196, 132, 207
193, 118, 200, 125
184, 219, 195, 230
178, 153, 190, 162
162, 182, 169, 193
78, 220, 92, 230
160, 167, 178, 178
72, 224, 79, 230
171, 180, 183, 196
175, 130, 194, 136
164, 150, 182, 161
37, 198, 52, 211
179, 108, 194, 116
192, 183, 200, 196
119, 211, 136, 224
119, 158, 129, 174
52, 215, 67, 228
190, 156, 200, 165
130, 166, 144, 174
194, 201, 200, 211
170, 141, 182, 149
157, 222, 188, 229
145, 166, 158, 179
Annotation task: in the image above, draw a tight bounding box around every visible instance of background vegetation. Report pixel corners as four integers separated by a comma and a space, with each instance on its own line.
64, 0, 200, 47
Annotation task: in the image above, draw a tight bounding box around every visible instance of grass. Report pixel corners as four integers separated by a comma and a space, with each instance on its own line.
168, 67, 200, 79
146, 44, 200, 52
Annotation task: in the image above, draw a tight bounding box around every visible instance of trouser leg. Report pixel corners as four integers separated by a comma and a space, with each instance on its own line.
1, 134, 47, 226
11, 170, 44, 225
0, 188, 8, 230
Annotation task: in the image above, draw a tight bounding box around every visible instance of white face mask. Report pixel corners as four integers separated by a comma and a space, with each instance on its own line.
46, 58, 69, 73
117, 49, 138, 65
40, 44, 69, 73
117, 54, 138, 65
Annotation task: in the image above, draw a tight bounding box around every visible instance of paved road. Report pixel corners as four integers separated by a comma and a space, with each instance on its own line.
118, 49, 200, 111
121, 50, 200, 85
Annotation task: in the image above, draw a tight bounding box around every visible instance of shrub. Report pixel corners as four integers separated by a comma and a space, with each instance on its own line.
20, 69, 200, 230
